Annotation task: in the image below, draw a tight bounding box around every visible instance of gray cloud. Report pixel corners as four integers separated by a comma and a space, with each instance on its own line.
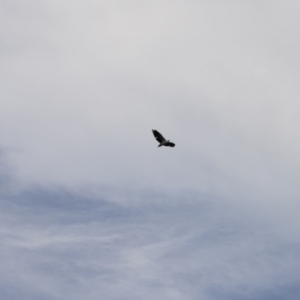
1, 187, 300, 299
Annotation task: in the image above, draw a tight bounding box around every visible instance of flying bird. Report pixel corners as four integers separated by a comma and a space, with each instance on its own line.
152, 129, 175, 147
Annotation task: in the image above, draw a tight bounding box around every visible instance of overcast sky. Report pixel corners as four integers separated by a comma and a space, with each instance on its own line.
1, 1, 300, 299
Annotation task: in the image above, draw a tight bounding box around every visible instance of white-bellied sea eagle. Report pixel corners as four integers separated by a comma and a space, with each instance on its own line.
152, 129, 175, 147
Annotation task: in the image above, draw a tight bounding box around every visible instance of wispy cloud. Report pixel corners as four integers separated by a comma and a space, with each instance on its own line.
0, 185, 299, 299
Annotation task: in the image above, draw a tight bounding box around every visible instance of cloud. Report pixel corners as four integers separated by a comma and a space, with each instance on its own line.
0, 1, 300, 198
1, 186, 300, 300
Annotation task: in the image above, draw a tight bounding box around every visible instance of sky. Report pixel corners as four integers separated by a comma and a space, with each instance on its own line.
1, 1, 300, 299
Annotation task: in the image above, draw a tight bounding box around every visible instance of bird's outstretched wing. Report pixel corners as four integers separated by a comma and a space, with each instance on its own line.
152, 129, 166, 143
